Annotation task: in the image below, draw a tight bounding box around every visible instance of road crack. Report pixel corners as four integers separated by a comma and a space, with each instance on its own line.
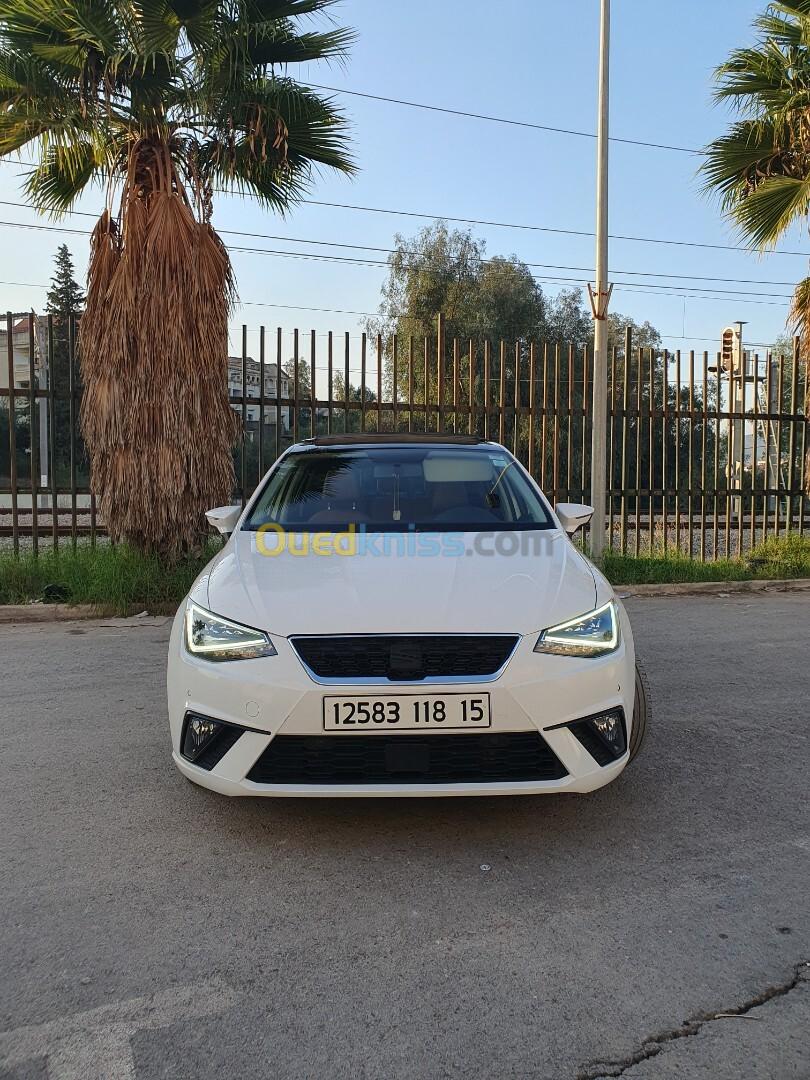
575, 960, 810, 1080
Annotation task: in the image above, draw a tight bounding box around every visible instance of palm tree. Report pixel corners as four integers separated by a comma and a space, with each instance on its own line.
0, 0, 354, 553
701, 0, 809, 490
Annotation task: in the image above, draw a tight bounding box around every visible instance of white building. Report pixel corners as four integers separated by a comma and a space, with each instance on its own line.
0, 314, 47, 390
227, 356, 292, 430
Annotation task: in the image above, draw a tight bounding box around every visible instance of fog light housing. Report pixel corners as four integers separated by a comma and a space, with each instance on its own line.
567, 708, 627, 765
180, 712, 244, 769
183, 715, 221, 761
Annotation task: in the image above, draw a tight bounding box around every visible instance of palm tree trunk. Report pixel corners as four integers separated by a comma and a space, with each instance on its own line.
80, 140, 239, 555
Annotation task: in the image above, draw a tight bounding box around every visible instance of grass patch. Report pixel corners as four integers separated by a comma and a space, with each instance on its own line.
0, 535, 808, 611
604, 535, 810, 585
0, 543, 218, 612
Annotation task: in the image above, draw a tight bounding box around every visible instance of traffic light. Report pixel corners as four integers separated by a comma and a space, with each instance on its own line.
720, 326, 740, 373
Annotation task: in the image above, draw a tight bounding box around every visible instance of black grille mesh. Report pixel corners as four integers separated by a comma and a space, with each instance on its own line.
291, 635, 519, 680
247, 732, 567, 785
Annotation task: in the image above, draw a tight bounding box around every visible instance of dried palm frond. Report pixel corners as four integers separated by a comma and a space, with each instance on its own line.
80, 141, 238, 555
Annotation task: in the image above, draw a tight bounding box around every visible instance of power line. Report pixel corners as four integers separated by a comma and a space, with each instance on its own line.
306, 83, 701, 155
305, 198, 810, 257
0, 217, 794, 304
0, 197, 803, 289
1, 156, 808, 257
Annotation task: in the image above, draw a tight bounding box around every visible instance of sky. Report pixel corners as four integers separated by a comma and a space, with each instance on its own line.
1, 0, 807, 362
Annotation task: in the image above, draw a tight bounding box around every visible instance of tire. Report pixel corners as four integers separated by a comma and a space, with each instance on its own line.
628, 660, 651, 762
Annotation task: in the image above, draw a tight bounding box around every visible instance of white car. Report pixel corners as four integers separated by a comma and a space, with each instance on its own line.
168, 435, 648, 798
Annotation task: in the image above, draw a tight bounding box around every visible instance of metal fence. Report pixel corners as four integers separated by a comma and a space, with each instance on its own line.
2, 311, 808, 558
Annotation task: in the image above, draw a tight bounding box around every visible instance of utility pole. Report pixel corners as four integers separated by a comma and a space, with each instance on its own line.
588, 0, 613, 562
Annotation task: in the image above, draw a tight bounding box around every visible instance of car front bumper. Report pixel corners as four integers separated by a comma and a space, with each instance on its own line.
167, 604, 637, 798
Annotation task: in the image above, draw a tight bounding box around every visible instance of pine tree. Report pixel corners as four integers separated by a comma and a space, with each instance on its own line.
45, 245, 84, 482
46, 245, 84, 315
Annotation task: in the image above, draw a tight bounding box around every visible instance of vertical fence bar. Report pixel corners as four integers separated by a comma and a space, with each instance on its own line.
498, 341, 506, 445
648, 349, 655, 554
674, 350, 682, 555
620, 330, 631, 554
310, 330, 317, 440
528, 343, 536, 478
741, 354, 751, 558
634, 346, 642, 556
687, 351, 694, 557
552, 344, 560, 505
661, 350, 669, 554
5, 313, 18, 555
566, 344, 574, 502
423, 336, 430, 434
787, 343, 799, 535
483, 341, 491, 441
258, 326, 265, 475
799, 356, 807, 536
712, 357, 720, 559
68, 313, 77, 549
47, 315, 58, 550
751, 350, 760, 549
700, 353, 708, 562
275, 328, 283, 458
453, 338, 460, 435
376, 332, 383, 432
295, 330, 302, 444
27, 313, 38, 556
360, 333, 367, 432
541, 343, 549, 494
240, 326, 248, 503
763, 353, 773, 540
581, 345, 589, 504
608, 344, 617, 549
344, 332, 350, 434
730, 354, 743, 552
326, 331, 333, 436
513, 342, 521, 458
775, 355, 785, 538
437, 314, 445, 435
392, 335, 398, 432
468, 339, 476, 436
408, 337, 415, 434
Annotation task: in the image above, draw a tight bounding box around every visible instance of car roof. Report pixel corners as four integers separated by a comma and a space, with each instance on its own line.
299, 434, 495, 448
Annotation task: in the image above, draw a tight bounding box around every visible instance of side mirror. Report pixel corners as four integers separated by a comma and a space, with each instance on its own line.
205, 505, 242, 537
556, 502, 594, 537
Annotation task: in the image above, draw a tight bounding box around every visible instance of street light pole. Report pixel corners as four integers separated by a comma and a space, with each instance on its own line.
589, 0, 612, 562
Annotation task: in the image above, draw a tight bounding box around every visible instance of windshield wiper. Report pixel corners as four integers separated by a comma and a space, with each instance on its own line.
486, 462, 513, 508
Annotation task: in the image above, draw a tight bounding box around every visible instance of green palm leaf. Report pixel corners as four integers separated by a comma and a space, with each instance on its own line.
703, 1, 810, 251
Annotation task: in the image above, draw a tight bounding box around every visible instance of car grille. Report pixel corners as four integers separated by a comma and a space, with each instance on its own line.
246, 732, 567, 785
290, 635, 520, 681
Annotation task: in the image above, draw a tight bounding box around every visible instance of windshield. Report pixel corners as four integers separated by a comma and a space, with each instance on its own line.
243, 446, 554, 533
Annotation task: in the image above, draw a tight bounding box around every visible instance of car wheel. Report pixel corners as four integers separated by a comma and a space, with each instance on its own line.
628, 660, 650, 762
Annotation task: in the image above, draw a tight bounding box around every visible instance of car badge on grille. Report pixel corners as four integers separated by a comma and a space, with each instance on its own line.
387, 640, 425, 681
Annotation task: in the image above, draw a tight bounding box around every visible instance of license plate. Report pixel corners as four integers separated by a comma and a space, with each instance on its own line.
323, 694, 491, 732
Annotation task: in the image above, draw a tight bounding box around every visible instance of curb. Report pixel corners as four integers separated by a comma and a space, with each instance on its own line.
619, 578, 810, 598
0, 602, 179, 624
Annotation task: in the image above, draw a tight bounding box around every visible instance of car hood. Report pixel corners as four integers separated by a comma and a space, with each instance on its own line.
203, 530, 598, 638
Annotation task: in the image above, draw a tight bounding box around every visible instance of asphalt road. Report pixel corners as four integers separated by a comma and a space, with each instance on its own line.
1, 595, 808, 1080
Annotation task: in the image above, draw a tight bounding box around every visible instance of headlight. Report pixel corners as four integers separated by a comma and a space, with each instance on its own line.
534, 601, 619, 657
185, 602, 277, 661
